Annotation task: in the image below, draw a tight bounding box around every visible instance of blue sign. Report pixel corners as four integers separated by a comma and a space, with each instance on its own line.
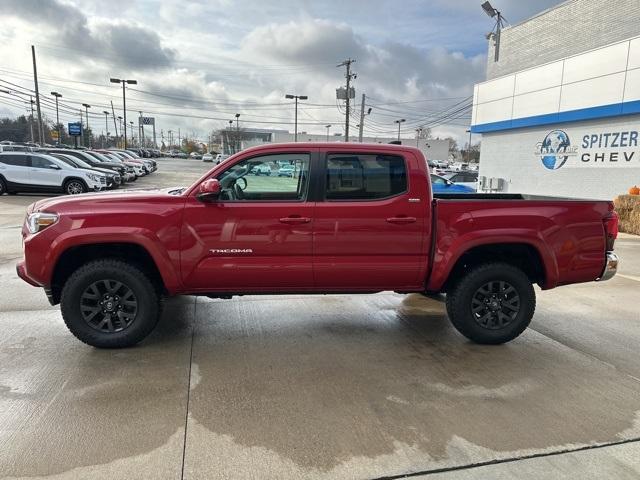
68, 122, 82, 136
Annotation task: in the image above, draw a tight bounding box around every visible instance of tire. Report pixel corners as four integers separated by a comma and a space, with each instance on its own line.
60, 259, 161, 348
64, 179, 87, 195
0, 177, 6, 195
445, 262, 536, 344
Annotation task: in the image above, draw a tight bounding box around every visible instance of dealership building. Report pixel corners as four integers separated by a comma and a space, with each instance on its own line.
471, 0, 640, 199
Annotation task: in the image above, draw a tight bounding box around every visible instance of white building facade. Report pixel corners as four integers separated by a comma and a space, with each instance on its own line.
471, 0, 640, 200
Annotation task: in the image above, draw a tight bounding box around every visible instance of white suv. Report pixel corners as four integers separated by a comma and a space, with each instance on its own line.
0, 152, 106, 195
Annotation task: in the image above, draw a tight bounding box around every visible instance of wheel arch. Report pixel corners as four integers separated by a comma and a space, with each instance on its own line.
50, 242, 168, 305
437, 242, 549, 293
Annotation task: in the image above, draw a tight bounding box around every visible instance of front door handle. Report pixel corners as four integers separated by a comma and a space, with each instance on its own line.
279, 216, 311, 224
386, 216, 416, 224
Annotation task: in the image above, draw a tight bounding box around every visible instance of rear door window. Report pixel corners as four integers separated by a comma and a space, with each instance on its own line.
0, 154, 30, 167
325, 154, 407, 200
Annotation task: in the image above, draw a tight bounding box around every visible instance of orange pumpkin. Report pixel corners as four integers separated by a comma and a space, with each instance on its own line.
629, 185, 640, 195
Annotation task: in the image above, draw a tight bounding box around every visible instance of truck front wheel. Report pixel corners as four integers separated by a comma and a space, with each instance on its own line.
445, 262, 536, 344
60, 259, 161, 348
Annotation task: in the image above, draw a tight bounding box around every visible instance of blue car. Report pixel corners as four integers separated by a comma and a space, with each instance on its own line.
430, 174, 475, 193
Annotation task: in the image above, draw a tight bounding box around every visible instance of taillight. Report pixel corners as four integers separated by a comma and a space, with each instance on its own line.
603, 211, 618, 251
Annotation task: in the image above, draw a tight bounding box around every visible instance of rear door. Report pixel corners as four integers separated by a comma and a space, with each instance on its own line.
313, 150, 430, 290
0, 154, 31, 185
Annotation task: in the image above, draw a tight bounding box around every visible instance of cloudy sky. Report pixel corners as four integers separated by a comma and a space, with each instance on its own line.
1, 0, 563, 145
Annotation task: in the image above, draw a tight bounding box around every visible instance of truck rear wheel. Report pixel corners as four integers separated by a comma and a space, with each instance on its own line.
445, 262, 535, 344
60, 259, 161, 348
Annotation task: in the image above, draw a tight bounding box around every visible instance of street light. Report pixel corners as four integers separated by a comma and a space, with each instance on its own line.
130, 121, 135, 145
235, 113, 240, 151
285, 94, 308, 142
50, 92, 62, 145
228, 119, 234, 154
117, 116, 123, 146
481, 1, 505, 62
82, 103, 91, 147
466, 129, 473, 163
110, 78, 137, 148
325, 124, 332, 142
394, 119, 406, 141
103, 111, 110, 147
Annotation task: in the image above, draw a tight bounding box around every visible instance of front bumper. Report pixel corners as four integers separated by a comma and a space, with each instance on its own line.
597, 251, 619, 281
16, 261, 41, 287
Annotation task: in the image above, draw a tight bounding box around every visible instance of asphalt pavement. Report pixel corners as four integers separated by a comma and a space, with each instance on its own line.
1, 158, 639, 479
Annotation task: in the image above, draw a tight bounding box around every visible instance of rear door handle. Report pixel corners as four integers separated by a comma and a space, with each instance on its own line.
386, 216, 416, 224
279, 216, 311, 224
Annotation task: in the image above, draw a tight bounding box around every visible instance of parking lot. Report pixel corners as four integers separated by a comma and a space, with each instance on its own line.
1, 157, 640, 479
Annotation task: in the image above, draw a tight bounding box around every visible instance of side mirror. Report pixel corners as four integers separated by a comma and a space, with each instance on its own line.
49, 164, 61, 170
197, 178, 221, 202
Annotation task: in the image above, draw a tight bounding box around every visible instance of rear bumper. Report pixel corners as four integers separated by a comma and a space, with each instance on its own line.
597, 251, 619, 281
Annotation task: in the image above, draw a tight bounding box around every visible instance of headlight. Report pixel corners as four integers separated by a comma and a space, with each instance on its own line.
26, 212, 58, 234
86, 173, 99, 182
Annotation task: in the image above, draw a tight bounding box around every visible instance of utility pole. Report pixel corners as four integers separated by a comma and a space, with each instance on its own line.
325, 124, 331, 142
337, 58, 356, 142
110, 101, 118, 144
358, 93, 365, 142
31, 45, 44, 145
103, 111, 109, 148
82, 103, 91, 147
29, 97, 35, 143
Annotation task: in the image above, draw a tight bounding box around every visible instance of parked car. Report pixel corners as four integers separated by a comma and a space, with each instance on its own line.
44, 149, 127, 179
0, 151, 106, 195
443, 171, 479, 191
85, 151, 138, 181
17, 143, 619, 348
50, 153, 121, 189
251, 163, 272, 175
189, 152, 202, 160
277, 164, 295, 177
215, 154, 229, 164
430, 174, 475, 193
202, 153, 214, 162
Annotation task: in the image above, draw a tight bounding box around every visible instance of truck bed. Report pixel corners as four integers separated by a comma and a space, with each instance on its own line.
434, 193, 604, 201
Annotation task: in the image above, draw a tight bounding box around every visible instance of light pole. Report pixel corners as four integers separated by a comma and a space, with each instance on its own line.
235, 113, 240, 151
325, 124, 331, 142
285, 94, 308, 142
117, 116, 123, 147
394, 119, 406, 141
82, 103, 91, 147
110, 78, 137, 148
466, 129, 473, 163
50, 92, 62, 145
130, 121, 135, 145
228, 120, 234, 154
103, 111, 109, 147
416, 127, 423, 147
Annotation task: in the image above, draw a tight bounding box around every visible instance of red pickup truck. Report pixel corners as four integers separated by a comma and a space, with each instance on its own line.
17, 143, 619, 348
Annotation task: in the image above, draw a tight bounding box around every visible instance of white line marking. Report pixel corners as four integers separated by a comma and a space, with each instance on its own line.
618, 274, 640, 282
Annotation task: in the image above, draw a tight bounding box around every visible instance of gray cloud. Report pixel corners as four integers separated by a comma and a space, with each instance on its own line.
5, 0, 175, 70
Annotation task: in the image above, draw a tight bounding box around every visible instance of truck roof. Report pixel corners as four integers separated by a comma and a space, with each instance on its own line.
240, 141, 425, 156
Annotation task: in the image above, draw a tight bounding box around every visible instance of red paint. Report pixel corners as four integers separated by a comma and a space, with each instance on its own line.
17, 143, 616, 300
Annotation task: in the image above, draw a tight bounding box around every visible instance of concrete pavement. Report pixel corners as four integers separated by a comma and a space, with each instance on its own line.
1, 158, 639, 479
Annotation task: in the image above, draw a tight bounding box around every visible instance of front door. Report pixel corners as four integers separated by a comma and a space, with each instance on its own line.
181, 151, 315, 291
313, 151, 430, 290
29, 155, 63, 188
